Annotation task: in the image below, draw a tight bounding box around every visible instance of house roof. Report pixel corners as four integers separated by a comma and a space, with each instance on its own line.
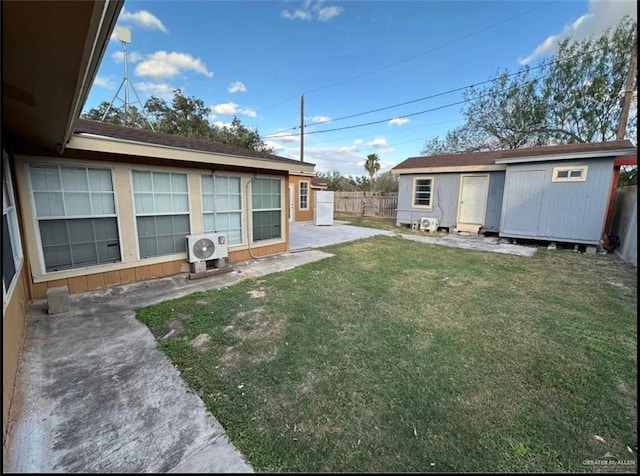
311, 176, 328, 188
73, 119, 315, 168
393, 140, 636, 172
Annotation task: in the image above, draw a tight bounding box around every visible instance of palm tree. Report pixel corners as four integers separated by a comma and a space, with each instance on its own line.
364, 153, 380, 185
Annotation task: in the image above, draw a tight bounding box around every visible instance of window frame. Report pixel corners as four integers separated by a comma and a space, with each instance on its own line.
551, 165, 588, 183
251, 177, 284, 244
412, 176, 435, 209
200, 174, 244, 247
3, 151, 24, 305
27, 162, 122, 275
299, 180, 310, 211
131, 170, 192, 260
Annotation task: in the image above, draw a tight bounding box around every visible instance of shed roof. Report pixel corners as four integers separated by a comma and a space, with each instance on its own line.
393, 140, 636, 172
73, 119, 314, 167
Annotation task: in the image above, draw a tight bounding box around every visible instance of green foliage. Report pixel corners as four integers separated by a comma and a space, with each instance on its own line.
422, 16, 637, 155
82, 89, 272, 153
373, 171, 399, 194
364, 153, 381, 180
618, 166, 637, 186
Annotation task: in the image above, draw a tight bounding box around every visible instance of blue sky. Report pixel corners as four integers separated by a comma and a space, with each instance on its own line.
84, 0, 636, 176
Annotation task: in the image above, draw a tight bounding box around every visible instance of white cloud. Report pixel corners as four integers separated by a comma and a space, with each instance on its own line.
317, 6, 343, 22
135, 82, 175, 100
389, 117, 410, 126
281, 1, 343, 22
213, 120, 234, 129
227, 81, 247, 93
119, 8, 168, 33
310, 115, 332, 124
519, 0, 637, 64
367, 137, 389, 148
337, 138, 364, 153
210, 102, 257, 118
135, 51, 213, 79
93, 76, 116, 89
267, 131, 300, 143
112, 51, 142, 64
264, 141, 287, 152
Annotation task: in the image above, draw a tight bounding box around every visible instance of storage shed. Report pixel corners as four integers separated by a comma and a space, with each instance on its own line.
392, 141, 636, 243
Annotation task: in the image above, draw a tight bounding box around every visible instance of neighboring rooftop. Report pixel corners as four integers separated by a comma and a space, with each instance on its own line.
393, 140, 636, 170
73, 119, 314, 167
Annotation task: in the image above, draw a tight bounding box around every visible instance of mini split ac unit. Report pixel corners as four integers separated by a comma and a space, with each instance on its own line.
186, 233, 228, 263
419, 217, 439, 233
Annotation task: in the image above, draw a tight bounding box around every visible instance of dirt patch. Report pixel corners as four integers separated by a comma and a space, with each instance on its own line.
195, 299, 211, 305
248, 288, 266, 298
191, 333, 212, 352
608, 281, 631, 292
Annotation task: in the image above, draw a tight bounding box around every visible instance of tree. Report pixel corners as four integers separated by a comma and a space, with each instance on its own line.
364, 153, 380, 182
82, 89, 272, 153
421, 16, 637, 154
374, 171, 399, 194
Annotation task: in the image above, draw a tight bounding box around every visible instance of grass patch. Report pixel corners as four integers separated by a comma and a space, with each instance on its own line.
337, 215, 447, 237
137, 236, 637, 472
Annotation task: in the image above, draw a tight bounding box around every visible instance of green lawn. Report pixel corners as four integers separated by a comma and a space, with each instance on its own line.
137, 236, 637, 473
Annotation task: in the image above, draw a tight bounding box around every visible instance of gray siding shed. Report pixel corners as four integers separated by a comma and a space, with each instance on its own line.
396, 172, 505, 230
499, 158, 614, 245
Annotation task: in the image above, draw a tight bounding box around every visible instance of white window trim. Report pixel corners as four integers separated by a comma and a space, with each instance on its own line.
299, 180, 310, 211
250, 177, 284, 245
131, 170, 192, 260
552, 165, 588, 183
27, 162, 122, 276
412, 176, 435, 209
200, 174, 245, 248
3, 151, 24, 306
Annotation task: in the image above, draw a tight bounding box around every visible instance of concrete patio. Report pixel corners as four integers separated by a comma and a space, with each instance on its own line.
289, 221, 395, 250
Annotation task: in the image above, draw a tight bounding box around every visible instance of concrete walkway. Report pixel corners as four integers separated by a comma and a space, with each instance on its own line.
3, 250, 332, 473
289, 221, 395, 250
400, 233, 537, 257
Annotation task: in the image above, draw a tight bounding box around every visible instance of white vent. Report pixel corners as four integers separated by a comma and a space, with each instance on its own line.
419, 217, 439, 233
186, 233, 228, 263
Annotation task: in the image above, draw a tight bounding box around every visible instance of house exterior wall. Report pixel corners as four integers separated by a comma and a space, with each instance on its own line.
610, 185, 637, 266
396, 171, 505, 230
499, 158, 614, 244
288, 174, 315, 222
14, 154, 290, 296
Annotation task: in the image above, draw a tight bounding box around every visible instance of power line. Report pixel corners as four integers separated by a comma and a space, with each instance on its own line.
259, 2, 553, 118
265, 44, 610, 139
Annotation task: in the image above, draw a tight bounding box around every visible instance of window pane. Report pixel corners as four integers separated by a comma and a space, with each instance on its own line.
253, 210, 281, 241
34, 192, 64, 217
71, 243, 98, 267
174, 235, 186, 253
93, 218, 119, 241
216, 213, 230, 230
132, 171, 153, 192
91, 193, 116, 215
153, 172, 171, 191
203, 213, 215, 233
97, 241, 120, 262
156, 215, 173, 235
68, 219, 95, 243
43, 245, 72, 272
134, 193, 155, 214
137, 216, 156, 237
157, 236, 175, 255
173, 215, 190, 234
172, 194, 188, 213
61, 167, 88, 191
202, 193, 215, 213
40, 220, 69, 246
228, 229, 242, 245
88, 169, 113, 191
2, 214, 16, 290
228, 177, 241, 194
557, 170, 569, 178
155, 193, 173, 213
31, 166, 61, 191
216, 195, 230, 211
3, 178, 10, 210
139, 237, 157, 259
171, 174, 188, 193
228, 194, 241, 210
64, 192, 92, 215
569, 170, 582, 178
216, 177, 229, 193
201, 176, 214, 194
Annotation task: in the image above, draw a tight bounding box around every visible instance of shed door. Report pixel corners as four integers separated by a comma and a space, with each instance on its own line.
501, 169, 546, 235
458, 175, 489, 224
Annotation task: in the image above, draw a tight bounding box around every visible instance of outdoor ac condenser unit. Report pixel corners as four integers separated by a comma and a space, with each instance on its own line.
186, 233, 228, 263
419, 217, 439, 233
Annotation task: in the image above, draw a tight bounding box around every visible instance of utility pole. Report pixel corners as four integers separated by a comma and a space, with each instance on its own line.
617, 41, 637, 140
300, 94, 304, 162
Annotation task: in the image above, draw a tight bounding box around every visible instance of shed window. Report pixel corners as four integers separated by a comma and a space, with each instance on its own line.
29, 164, 120, 272
552, 165, 588, 182
413, 178, 434, 208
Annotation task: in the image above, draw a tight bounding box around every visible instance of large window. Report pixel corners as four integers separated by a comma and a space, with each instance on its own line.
252, 178, 282, 242
201, 175, 243, 245
29, 164, 120, 272
133, 171, 190, 258
3, 152, 23, 299
413, 177, 434, 208
299, 181, 309, 210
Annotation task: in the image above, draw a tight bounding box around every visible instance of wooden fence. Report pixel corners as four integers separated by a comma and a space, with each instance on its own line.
334, 192, 398, 218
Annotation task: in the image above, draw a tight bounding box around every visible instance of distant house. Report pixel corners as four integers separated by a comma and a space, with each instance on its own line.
287, 174, 328, 223
391, 141, 637, 245
2, 0, 323, 444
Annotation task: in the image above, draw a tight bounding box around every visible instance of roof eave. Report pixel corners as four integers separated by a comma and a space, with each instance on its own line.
494, 148, 637, 164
